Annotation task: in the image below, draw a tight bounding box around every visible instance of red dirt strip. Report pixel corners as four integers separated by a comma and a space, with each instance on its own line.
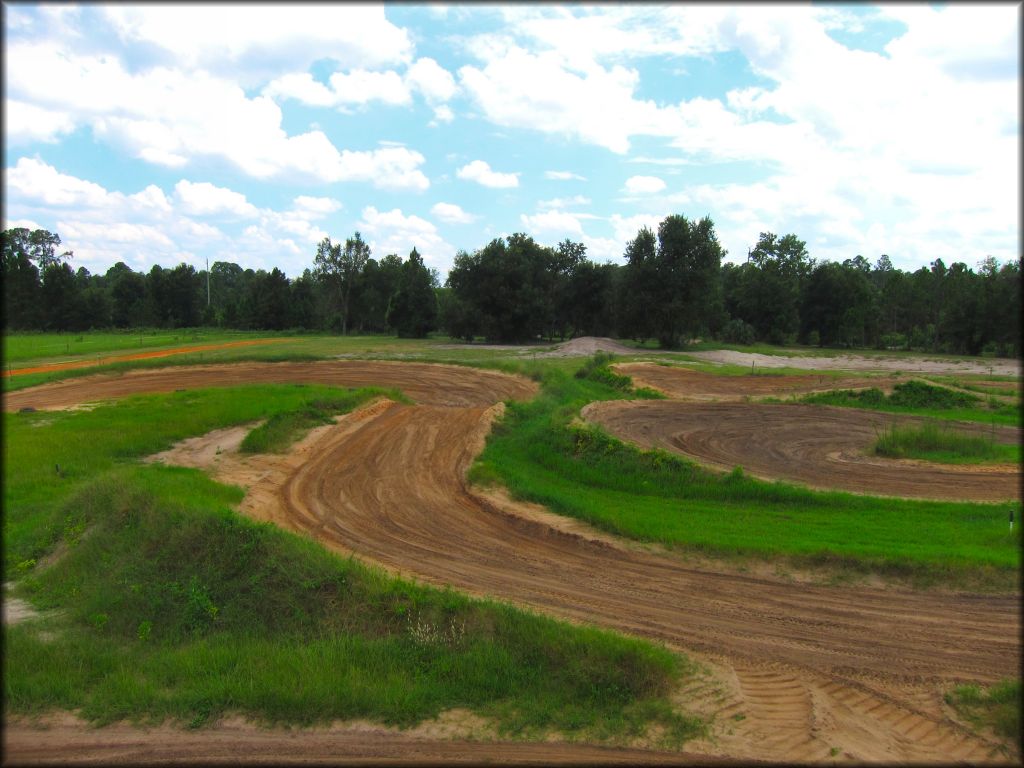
4, 338, 289, 377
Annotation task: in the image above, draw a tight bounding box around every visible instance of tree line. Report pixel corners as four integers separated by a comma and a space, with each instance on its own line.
2, 220, 1019, 357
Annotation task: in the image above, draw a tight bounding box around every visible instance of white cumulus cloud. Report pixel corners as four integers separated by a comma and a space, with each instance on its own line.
174, 180, 258, 218
456, 160, 519, 188
431, 202, 476, 224
623, 176, 667, 195
358, 206, 456, 272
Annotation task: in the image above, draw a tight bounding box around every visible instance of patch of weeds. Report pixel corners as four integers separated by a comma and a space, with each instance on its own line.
945, 680, 1021, 744
874, 421, 1018, 464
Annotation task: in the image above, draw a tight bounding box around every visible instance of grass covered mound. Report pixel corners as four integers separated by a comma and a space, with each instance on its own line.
800, 380, 1018, 426
7, 469, 699, 740
470, 357, 1020, 587
874, 422, 1020, 465
3, 383, 702, 744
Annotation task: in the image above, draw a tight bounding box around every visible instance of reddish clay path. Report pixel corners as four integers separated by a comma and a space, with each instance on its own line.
4, 338, 290, 378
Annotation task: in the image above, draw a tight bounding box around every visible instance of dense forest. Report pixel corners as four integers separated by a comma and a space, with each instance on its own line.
2, 218, 1020, 357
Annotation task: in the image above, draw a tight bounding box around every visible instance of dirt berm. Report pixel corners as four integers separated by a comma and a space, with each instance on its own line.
5, 361, 1020, 764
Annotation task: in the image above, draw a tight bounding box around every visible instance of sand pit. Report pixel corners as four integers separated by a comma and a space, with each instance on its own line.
7, 360, 1019, 763
583, 400, 1020, 502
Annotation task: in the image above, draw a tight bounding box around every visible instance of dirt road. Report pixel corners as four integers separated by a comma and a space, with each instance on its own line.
5, 362, 1020, 763
583, 400, 1020, 501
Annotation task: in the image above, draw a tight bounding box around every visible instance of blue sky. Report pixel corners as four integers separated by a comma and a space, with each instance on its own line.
3, 3, 1019, 280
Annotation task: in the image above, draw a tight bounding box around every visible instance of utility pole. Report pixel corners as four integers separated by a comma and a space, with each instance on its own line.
206, 256, 211, 308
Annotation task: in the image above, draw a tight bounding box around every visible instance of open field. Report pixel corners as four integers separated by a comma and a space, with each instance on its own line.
3, 334, 1021, 764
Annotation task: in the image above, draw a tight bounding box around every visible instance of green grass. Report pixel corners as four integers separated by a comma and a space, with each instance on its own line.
874, 422, 1020, 465
945, 680, 1021, 744
799, 380, 1020, 427
3, 384, 702, 743
239, 391, 409, 454
470, 358, 1020, 588
2, 329, 285, 364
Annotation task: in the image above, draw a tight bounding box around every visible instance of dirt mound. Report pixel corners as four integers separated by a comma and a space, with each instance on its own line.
615, 362, 900, 399
687, 349, 1022, 376
583, 400, 1020, 502
7, 361, 1019, 763
535, 336, 638, 358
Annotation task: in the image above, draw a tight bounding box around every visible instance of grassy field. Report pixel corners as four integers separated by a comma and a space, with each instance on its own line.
4, 385, 701, 742
470, 358, 1020, 588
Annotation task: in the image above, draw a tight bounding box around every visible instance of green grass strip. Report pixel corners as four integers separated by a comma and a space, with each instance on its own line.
799, 380, 1020, 426
471, 358, 1020, 587
874, 422, 1020, 465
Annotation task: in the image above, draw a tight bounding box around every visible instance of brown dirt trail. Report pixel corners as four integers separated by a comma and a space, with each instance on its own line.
5, 362, 1019, 763
583, 400, 1020, 501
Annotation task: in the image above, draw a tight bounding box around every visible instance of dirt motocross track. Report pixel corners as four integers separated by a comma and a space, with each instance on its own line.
5, 360, 1021, 764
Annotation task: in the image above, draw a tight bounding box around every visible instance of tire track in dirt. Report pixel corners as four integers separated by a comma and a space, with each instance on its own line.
7, 362, 1019, 763
259, 400, 1015, 762
2, 360, 538, 411
583, 400, 1020, 502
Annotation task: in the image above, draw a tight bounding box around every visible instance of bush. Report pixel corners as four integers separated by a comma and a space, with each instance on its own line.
721, 319, 755, 345
889, 380, 979, 409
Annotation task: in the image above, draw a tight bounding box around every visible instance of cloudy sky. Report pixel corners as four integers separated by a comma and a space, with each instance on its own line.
3, 3, 1019, 280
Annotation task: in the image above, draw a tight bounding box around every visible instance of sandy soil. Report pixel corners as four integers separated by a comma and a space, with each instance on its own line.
5, 361, 1020, 764
583, 400, 1020, 502
2, 711, 753, 766
686, 349, 1022, 376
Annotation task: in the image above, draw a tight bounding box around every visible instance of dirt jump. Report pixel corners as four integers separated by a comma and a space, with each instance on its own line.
6, 361, 1021, 764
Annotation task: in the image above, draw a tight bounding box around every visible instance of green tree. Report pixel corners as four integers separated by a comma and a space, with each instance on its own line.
314, 232, 371, 334
1, 235, 41, 329
386, 248, 438, 338
446, 234, 553, 342
630, 215, 725, 348
618, 227, 658, 343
